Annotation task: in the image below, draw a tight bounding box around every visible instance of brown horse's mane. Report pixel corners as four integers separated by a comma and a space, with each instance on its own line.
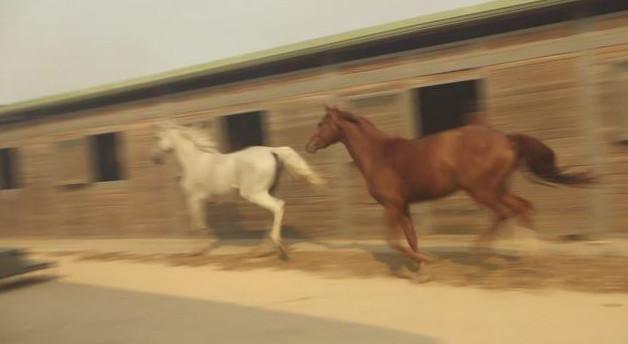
355, 115, 376, 128
335, 109, 384, 135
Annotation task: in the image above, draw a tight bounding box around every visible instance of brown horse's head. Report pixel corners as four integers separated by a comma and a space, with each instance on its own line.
306, 105, 358, 153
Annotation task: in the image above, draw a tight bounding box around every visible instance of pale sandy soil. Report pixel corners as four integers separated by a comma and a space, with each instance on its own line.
20, 250, 628, 344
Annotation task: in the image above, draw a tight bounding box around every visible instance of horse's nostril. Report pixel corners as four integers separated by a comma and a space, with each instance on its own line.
305, 142, 317, 153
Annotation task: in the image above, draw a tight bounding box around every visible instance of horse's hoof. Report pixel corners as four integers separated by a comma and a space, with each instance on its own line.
249, 244, 276, 258
410, 264, 433, 284
265, 239, 289, 260
391, 264, 417, 280
265, 237, 290, 260
419, 252, 439, 263
276, 245, 289, 261
249, 238, 290, 260
411, 271, 433, 284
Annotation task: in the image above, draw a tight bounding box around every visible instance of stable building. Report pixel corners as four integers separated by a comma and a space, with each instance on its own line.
1, 0, 628, 239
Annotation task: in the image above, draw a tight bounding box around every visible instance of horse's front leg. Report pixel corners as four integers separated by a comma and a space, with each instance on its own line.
185, 194, 220, 256
185, 195, 207, 232
385, 206, 432, 262
384, 205, 432, 282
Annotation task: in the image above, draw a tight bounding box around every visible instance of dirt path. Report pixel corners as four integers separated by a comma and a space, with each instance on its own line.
47, 247, 628, 294
16, 252, 628, 344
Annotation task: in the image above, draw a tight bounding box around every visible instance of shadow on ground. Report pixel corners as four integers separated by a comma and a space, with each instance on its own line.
1, 281, 439, 344
0, 274, 60, 293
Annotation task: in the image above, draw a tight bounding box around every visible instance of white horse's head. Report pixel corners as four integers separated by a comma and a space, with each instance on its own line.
150, 119, 180, 164
150, 118, 219, 164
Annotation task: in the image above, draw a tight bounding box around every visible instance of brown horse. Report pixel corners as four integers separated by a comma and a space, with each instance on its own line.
306, 106, 594, 266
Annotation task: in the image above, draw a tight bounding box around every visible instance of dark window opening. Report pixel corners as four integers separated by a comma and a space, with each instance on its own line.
0, 148, 19, 190
415, 80, 481, 136
223, 111, 266, 152
90, 133, 123, 182
616, 63, 628, 144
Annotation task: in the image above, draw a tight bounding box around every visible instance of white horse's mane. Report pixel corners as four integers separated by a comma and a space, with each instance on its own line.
160, 119, 219, 153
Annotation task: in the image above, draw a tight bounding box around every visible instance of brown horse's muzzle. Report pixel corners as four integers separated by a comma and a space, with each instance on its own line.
305, 140, 319, 154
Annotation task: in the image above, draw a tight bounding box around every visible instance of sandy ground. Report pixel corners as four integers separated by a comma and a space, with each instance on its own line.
3, 252, 625, 343
42, 240, 628, 294
3, 235, 628, 256
3, 237, 628, 343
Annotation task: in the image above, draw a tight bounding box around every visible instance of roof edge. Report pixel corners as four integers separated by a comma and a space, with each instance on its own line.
0, 0, 578, 117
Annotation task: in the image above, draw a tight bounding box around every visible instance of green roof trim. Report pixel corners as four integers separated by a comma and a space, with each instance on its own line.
0, 0, 578, 116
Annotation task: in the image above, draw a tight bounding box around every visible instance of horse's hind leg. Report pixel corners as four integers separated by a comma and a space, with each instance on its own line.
477, 213, 509, 249
467, 190, 512, 249
501, 192, 535, 229
241, 191, 286, 258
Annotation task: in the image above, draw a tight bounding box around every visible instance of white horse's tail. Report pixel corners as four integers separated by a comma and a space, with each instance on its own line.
270, 147, 325, 185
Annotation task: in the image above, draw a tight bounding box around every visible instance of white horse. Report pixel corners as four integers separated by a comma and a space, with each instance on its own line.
150, 119, 324, 256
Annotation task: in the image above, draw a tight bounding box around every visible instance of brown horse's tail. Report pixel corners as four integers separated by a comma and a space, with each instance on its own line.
508, 134, 596, 186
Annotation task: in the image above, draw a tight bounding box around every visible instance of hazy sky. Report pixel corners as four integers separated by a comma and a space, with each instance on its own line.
0, 0, 488, 104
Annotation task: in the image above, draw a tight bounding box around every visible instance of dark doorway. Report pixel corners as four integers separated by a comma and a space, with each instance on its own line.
0, 148, 19, 189
90, 133, 123, 182
223, 111, 266, 152
415, 80, 481, 136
